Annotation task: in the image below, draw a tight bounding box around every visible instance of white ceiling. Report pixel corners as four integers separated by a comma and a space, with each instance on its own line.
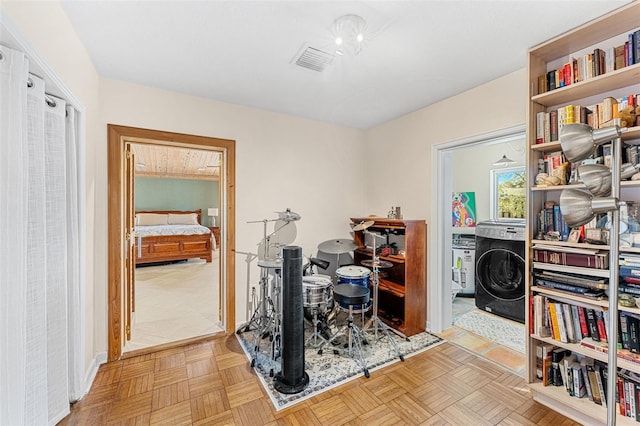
60, 1, 630, 130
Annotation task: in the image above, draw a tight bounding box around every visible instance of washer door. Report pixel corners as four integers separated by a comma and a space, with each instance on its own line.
476, 248, 525, 301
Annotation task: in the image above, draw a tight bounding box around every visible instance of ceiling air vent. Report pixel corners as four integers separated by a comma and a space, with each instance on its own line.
294, 45, 334, 72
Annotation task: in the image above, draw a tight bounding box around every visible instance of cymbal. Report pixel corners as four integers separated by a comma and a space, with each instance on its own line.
361, 259, 393, 269
352, 220, 375, 232
276, 208, 301, 222
318, 238, 357, 254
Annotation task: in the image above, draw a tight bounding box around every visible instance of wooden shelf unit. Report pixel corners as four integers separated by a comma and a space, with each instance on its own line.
525, 3, 640, 424
350, 217, 427, 336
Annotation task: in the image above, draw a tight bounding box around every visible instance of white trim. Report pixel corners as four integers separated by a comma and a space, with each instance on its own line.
429, 125, 525, 333
83, 352, 107, 397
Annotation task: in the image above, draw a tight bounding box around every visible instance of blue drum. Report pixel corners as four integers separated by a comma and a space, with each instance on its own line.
335, 266, 371, 312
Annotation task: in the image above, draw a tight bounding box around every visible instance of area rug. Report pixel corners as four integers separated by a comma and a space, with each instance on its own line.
454, 309, 525, 353
236, 316, 444, 410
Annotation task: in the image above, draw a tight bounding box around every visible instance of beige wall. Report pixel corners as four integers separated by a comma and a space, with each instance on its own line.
99, 79, 367, 331
364, 69, 527, 219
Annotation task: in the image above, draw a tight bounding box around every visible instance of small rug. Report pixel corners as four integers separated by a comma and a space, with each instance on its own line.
454, 309, 526, 353
236, 316, 444, 410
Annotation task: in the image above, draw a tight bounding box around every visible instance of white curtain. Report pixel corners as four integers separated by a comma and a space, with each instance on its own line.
0, 45, 81, 425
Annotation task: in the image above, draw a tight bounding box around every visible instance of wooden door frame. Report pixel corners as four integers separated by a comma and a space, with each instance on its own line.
107, 124, 236, 362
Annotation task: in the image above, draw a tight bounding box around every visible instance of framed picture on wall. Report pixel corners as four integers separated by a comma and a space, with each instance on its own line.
490, 166, 526, 220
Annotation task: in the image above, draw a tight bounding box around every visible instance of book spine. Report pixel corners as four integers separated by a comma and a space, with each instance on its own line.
571, 305, 583, 341
595, 363, 607, 408
562, 303, 576, 343
536, 112, 545, 144
555, 303, 568, 343
595, 310, 608, 342
548, 302, 561, 341
532, 249, 608, 269
587, 364, 602, 404
577, 306, 589, 338
586, 309, 600, 341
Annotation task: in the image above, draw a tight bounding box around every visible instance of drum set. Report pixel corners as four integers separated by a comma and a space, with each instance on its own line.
237, 212, 404, 377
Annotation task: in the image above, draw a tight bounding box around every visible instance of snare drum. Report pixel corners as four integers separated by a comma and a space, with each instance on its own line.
302, 274, 332, 310
335, 266, 371, 312
336, 266, 370, 287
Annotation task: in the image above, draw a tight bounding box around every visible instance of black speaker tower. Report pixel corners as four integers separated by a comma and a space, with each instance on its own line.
273, 246, 309, 394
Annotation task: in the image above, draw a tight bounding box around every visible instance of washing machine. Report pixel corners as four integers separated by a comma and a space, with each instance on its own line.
475, 220, 526, 323
452, 235, 475, 297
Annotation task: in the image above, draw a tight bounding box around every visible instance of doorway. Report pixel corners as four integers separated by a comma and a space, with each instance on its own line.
429, 124, 525, 331
107, 124, 236, 362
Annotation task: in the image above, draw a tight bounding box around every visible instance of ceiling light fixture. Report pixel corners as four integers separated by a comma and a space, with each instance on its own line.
493, 155, 516, 166
333, 14, 366, 56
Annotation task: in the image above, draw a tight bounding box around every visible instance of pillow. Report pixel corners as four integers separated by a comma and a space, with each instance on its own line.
168, 213, 199, 225
136, 213, 168, 226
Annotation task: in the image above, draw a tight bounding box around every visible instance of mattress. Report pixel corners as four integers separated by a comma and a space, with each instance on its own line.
135, 224, 211, 237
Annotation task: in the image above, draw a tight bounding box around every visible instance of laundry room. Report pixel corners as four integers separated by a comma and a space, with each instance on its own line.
444, 131, 528, 375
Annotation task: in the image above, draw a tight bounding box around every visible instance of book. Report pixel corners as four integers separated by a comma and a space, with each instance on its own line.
554, 303, 569, 343
550, 348, 565, 387
595, 310, 608, 342
586, 361, 602, 405
536, 112, 545, 144
586, 309, 600, 341
571, 305, 583, 342
595, 362, 607, 407
536, 343, 554, 385
548, 302, 561, 341
615, 44, 626, 70
562, 303, 576, 343
532, 248, 609, 269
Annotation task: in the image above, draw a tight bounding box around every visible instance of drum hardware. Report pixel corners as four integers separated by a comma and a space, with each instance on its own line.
361, 230, 406, 361
238, 209, 301, 371
302, 275, 333, 348
319, 283, 371, 378
303, 257, 330, 276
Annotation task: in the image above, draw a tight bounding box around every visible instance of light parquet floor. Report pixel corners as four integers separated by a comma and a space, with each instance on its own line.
59, 334, 580, 426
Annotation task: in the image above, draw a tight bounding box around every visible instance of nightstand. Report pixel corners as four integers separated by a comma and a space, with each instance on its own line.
208, 226, 220, 246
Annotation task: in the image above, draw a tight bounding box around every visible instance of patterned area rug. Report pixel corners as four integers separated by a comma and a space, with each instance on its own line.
236, 313, 444, 410
454, 309, 526, 353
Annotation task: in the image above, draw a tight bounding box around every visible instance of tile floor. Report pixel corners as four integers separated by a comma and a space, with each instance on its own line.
124, 251, 224, 353
439, 296, 526, 377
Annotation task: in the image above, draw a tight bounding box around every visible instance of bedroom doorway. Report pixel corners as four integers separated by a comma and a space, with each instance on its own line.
107, 124, 236, 362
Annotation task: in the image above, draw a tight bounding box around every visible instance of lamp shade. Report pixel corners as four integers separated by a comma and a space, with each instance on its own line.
559, 123, 621, 163
493, 155, 515, 166
578, 164, 612, 197
208, 208, 219, 217
560, 189, 618, 227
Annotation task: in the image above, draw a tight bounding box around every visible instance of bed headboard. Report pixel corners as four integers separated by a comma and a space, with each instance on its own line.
135, 209, 203, 224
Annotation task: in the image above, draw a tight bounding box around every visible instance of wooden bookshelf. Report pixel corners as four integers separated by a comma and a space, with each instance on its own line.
350, 217, 426, 336
525, 2, 640, 424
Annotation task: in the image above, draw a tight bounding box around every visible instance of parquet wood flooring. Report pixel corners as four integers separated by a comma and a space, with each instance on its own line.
59, 335, 581, 426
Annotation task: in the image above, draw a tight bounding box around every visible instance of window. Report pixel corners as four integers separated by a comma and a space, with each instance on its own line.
490, 166, 525, 220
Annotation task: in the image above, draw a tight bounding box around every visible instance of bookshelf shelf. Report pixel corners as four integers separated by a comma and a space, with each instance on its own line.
526, 3, 640, 423
531, 64, 640, 107
532, 262, 610, 278
531, 239, 609, 251
530, 382, 638, 425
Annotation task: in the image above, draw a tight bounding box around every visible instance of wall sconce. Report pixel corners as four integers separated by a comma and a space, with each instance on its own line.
208, 207, 219, 227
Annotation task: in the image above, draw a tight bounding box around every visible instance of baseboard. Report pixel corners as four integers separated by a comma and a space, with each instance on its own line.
83, 351, 107, 396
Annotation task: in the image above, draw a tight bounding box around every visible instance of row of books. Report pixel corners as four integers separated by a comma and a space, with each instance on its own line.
536, 345, 640, 421
531, 291, 640, 366
531, 295, 609, 344
536, 203, 570, 241
533, 245, 609, 270
535, 94, 638, 145
536, 30, 640, 95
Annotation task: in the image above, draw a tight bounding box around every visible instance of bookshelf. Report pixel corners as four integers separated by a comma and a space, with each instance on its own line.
526, 2, 640, 424
349, 217, 427, 336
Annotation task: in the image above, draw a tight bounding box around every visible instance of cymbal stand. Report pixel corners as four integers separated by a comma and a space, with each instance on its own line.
361, 230, 405, 361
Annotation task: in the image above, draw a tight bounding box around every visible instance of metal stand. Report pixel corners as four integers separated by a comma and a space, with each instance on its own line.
361, 231, 405, 362
323, 304, 369, 378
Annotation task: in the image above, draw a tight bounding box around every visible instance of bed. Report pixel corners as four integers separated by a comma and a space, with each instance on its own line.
135, 209, 213, 264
